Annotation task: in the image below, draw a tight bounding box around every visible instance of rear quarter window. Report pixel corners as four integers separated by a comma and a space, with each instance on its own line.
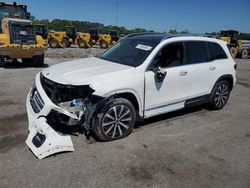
185, 41, 209, 64
207, 42, 228, 61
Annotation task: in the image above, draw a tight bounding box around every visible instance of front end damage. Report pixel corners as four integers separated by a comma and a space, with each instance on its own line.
26, 72, 104, 159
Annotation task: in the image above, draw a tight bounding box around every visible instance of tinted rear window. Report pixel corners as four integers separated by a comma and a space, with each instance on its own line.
207, 42, 227, 60
185, 41, 209, 64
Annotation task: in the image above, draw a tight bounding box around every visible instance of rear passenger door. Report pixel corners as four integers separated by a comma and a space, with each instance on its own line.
185, 41, 216, 98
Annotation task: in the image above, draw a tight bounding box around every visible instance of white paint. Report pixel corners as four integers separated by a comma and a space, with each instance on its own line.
26, 36, 237, 159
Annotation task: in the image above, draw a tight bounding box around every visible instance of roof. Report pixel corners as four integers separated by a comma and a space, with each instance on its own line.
220, 30, 239, 34
0, 1, 27, 8
126, 33, 200, 43
2, 17, 32, 23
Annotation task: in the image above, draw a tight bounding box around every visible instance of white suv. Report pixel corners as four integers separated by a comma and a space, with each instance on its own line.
26, 34, 236, 159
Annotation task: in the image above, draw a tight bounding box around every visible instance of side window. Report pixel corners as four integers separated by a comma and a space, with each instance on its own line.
185, 41, 209, 64
155, 42, 184, 68
207, 42, 228, 60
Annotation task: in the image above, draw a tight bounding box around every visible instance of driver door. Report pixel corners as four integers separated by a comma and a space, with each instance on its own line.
144, 42, 190, 117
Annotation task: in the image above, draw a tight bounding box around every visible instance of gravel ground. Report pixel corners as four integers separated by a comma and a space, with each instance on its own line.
0, 58, 250, 188
45, 46, 105, 58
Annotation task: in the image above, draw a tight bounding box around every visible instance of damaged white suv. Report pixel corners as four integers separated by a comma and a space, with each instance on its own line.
26, 33, 236, 159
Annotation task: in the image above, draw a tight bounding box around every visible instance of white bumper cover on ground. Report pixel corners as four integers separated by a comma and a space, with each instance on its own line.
26, 117, 74, 159
26, 73, 75, 159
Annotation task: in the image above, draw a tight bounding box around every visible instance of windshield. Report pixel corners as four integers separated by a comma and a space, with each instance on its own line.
0, 5, 27, 20
100, 38, 158, 67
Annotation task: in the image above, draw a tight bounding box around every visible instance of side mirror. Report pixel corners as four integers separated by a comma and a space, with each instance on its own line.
154, 66, 167, 82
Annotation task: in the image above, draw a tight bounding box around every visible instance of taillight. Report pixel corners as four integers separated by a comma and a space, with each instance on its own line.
234, 64, 237, 70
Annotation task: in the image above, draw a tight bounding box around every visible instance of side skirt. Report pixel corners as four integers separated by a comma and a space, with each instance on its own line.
143, 94, 210, 119
184, 94, 210, 108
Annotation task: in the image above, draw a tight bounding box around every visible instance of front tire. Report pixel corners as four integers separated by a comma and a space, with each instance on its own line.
100, 41, 108, 49
60, 39, 69, 48
78, 39, 87, 48
0, 56, 4, 67
209, 80, 230, 110
92, 98, 136, 141
49, 39, 59, 48
230, 47, 237, 58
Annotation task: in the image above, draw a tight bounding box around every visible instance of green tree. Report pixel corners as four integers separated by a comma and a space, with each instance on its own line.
169, 29, 178, 34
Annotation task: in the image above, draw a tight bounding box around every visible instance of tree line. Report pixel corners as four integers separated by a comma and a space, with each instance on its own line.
32, 17, 152, 35
31, 17, 250, 40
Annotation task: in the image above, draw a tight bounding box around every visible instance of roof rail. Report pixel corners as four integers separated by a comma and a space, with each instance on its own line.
125, 32, 162, 38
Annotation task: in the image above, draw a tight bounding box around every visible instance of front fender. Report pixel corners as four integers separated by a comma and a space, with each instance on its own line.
93, 88, 143, 117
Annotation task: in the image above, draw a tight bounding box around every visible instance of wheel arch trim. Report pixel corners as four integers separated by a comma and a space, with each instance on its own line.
211, 74, 234, 93
103, 89, 143, 118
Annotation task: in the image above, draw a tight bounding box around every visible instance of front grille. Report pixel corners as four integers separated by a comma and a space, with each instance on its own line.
30, 89, 44, 113
9, 22, 36, 45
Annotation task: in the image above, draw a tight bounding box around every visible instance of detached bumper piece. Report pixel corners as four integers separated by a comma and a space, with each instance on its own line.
26, 117, 74, 159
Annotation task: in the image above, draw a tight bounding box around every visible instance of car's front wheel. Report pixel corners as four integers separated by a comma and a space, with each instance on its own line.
92, 98, 136, 141
209, 80, 230, 110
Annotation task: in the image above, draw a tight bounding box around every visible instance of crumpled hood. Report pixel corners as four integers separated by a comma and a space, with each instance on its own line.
42, 57, 134, 85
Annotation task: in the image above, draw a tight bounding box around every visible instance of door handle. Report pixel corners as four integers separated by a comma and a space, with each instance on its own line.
209, 66, 216, 71
179, 70, 188, 76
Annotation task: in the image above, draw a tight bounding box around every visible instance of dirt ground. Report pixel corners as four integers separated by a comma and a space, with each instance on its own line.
0, 58, 250, 188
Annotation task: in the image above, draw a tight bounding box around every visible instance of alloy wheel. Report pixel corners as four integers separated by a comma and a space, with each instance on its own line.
214, 83, 229, 108
102, 104, 132, 139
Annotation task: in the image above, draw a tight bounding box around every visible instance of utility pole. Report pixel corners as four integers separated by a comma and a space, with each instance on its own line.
175, 22, 178, 32
115, 0, 119, 26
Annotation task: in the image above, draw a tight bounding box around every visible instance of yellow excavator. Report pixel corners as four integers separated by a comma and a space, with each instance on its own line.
47, 26, 91, 48
0, 2, 47, 66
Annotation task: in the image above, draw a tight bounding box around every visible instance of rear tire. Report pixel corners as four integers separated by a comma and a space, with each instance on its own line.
209, 80, 230, 110
49, 39, 59, 48
241, 49, 248, 59
230, 47, 237, 58
92, 98, 136, 141
22, 54, 44, 67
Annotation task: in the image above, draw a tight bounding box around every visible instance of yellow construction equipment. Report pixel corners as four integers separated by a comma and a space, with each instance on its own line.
0, 2, 47, 66
66, 26, 91, 48
218, 30, 241, 58
47, 26, 91, 48
88, 28, 122, 49
47, 31, 68, 48
35, 24, 48, 40
89, 28, 99, 46
99, 30, 121, 49
219, 30, 250, 59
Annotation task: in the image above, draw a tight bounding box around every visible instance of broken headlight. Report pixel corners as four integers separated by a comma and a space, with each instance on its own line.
40, 73, 95, 105
58, 98, 86, 126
